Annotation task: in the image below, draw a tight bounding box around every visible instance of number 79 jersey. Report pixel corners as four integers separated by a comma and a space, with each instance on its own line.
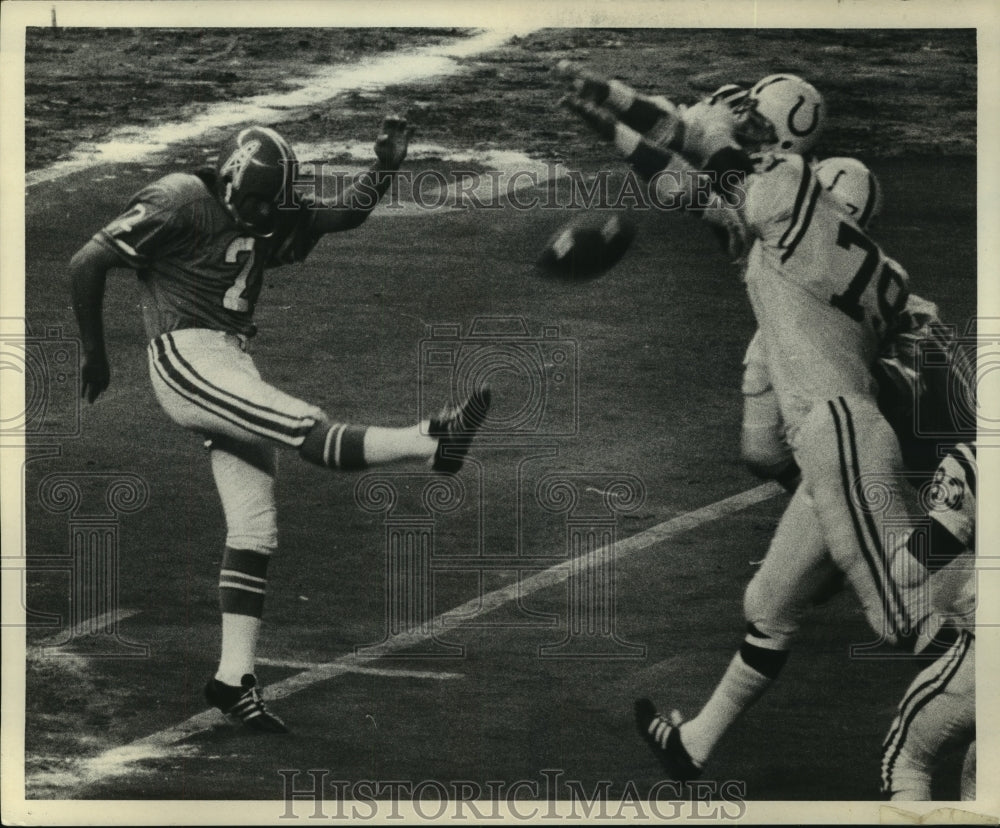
739, 153, 910, 438
93, 171, 318, 340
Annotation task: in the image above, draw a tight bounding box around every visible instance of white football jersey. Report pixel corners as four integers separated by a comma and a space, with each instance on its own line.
739, 153, 911, 439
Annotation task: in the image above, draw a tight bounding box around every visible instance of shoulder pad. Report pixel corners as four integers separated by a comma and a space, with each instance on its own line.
133, 173, 214, 212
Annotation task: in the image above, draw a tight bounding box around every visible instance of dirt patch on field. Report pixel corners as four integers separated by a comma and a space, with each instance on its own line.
24, 27, 975, 172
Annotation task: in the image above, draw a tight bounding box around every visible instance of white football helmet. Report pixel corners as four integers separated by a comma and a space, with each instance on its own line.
814, 156, 882, 229
735, 74, 825, 155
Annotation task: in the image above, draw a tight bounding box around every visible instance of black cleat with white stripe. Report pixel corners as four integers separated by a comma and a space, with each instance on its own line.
205, 673, 289, 733
429, 386, 491, 474
634, 698, 703, 781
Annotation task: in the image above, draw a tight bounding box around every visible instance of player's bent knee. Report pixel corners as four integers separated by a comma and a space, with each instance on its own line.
743, 575, 798, 651
224, 491, 278, 553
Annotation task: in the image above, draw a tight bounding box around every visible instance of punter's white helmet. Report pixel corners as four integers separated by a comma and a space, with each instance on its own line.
736, 74, 825, 155
814, 156, 882, 229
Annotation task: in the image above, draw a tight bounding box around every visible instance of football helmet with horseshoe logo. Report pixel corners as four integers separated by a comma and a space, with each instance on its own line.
736, 74, 826, 155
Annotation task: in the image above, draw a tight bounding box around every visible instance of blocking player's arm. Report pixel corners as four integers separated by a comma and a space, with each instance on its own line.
561, 94, 754, 256
69, 239, 127, 403
554, 60, 681, 137
307, 115, 412, 235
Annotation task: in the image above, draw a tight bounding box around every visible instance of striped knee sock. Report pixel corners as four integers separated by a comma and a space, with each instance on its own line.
300, 422, 369, 470
216, 547, 270, 686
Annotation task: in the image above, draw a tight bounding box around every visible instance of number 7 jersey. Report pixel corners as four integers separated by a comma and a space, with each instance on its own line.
93, 171, 320, 340
738, 153, 911, 440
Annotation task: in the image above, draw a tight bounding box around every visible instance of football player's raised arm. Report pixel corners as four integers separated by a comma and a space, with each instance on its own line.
309, 115, 412, 235
554, 61, 678, 134
560, 94, 676, 180
69, 239, 123, 403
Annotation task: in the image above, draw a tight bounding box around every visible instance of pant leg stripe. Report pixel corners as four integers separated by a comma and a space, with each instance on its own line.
828, 400, 903, 633
151, 346, 303, 446
881, 631, 972, 792
837, 397, 911, 631
151, 338, 313, 446
161, 334, 313, 432
881, 632, 965, 759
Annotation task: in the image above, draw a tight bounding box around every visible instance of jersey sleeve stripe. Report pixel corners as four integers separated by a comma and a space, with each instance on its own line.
777, 161, 816, 250
858, 170, 879, 228
780, 182, 821, 263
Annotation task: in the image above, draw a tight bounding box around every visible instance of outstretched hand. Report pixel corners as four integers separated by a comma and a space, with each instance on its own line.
554, 59, 612, 104
374, 115, 414, 170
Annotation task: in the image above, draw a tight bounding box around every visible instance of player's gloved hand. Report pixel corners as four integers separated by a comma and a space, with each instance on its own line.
554, 60, 616, 105
81, 352, 110, 404
560, 94, 619, 142
374, 115, 413, 170
677, 98, 739, 162
553, 59, 586, 82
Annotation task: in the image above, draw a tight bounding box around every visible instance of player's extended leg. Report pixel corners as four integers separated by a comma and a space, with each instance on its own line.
794, 394, 938, 652
202, 436, 288, 732
148, 329, 489, 473
880, 632, 975, 800
636, 486, 840, 777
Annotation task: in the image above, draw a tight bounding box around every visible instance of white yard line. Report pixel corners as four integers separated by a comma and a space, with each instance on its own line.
25, 28, 538, 188
27, 481, 782, 793
255, 658, 464, 680
35, 608, 142, 647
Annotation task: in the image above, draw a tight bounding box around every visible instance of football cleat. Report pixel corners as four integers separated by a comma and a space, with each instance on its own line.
429, 386, 491, 474
205, 673, 289, 733
634, 698, 703, 781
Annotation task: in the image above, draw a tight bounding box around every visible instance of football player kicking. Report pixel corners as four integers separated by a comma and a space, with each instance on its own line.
560, 90, 956, 781
69, 120, 490, 732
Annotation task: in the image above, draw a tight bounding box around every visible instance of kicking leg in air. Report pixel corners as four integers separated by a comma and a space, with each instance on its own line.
147, 331, 492, 732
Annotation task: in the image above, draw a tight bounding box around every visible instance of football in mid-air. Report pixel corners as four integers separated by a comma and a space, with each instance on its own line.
536, 212, 638, 280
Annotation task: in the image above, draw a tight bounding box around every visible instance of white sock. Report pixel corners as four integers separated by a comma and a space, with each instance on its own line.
215, 613, 261, 686
681, 652, 773, 766
363, 424, 436, 465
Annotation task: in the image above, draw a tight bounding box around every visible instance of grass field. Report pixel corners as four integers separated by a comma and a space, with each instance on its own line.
16, 25, 978, 810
